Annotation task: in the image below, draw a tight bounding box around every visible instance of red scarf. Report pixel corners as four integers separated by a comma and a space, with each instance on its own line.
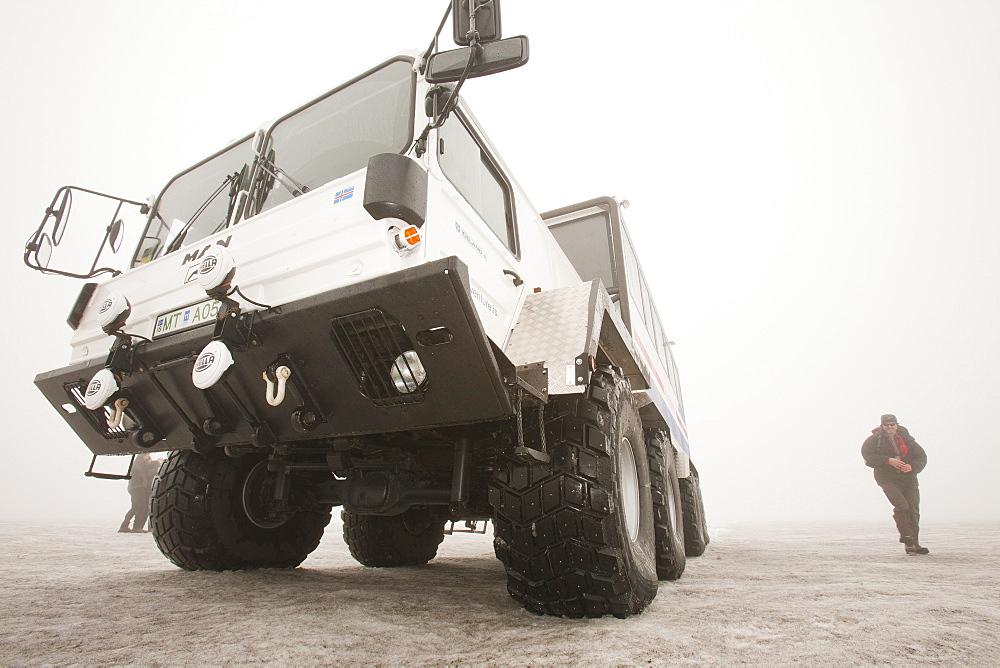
889, 433, 909, 458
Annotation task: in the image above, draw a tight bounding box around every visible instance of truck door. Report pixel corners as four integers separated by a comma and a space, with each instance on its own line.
430, 111, 525, 346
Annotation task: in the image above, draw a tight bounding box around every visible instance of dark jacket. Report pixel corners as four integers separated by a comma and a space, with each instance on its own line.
861, 424, 927, 488
127, 456, 160, 495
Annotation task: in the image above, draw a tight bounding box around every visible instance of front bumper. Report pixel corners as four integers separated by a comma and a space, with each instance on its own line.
35, 257, 513, 455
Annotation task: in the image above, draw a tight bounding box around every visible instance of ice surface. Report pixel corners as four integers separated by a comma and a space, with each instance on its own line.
1, 518, 997, 664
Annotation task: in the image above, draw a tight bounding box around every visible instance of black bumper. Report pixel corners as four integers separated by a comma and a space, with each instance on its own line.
35, 257, 514, 455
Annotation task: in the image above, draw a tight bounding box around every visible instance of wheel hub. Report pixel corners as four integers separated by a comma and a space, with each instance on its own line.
242, 460, 293, 529
618, 436, 640, 543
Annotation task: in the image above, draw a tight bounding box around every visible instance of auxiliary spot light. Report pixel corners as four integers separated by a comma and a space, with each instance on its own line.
390, 350, 427, 393
196, 246, 237, 298
96, 291, 131, 333
192, 340, 235, 390
83, 368, 119, 411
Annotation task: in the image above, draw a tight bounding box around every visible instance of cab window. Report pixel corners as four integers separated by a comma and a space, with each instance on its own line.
437, 116, 516, 253
549, 212, 616, 290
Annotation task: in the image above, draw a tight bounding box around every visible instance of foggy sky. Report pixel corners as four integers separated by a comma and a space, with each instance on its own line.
2, 0, 997, 524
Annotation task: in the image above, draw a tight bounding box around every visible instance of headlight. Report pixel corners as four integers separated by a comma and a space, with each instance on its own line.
390, 350, 426, 393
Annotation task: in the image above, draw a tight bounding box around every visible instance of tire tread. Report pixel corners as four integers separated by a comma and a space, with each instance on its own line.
490, 368, 657, 618
150, 450, 330, 571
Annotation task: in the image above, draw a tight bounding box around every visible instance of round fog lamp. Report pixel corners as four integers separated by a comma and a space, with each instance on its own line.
83, 368, 119, 410
196, 246, 237, 297
390, 350, 426, 393
96, 291, 131, 333
192, 340, 235, 390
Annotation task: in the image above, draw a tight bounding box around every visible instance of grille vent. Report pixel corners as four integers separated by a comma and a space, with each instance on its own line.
331, 308, 426, 406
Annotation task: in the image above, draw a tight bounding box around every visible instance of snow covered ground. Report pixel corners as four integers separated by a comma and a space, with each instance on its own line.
1, 517, 997, 665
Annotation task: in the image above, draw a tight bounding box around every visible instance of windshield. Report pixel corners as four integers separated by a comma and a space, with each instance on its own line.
131, 57, 414, 267
250, 58, 415, 215
134, 136, 254, 266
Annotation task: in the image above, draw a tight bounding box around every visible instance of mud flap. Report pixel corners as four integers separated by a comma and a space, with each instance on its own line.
503, 279, 644, 395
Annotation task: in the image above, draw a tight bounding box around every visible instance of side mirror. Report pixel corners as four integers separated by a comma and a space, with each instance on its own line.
108, 219, 124, 254
50, 188, 72, 246
452, 0, 501, 46
34, 233, 53, 269
425, 84, 455, 120
24, 186, 147, 280
426, 35, 529, 84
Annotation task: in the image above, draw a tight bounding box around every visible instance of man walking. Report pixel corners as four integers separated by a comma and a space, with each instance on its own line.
862, 414, 929, 554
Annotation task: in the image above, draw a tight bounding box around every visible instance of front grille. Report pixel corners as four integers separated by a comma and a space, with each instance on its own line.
66, 382, 134, 439
331, 308, 426, 406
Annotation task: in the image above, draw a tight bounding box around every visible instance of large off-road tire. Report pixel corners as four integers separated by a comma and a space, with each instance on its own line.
646, 430, 686, 579
490, 367, 659, 618
342, 508, 447, 567
150, 450, 332, 571
679, 465, 710, 557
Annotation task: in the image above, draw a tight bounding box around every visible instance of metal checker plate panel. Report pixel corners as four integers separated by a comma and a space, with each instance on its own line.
503, 282, 593, 395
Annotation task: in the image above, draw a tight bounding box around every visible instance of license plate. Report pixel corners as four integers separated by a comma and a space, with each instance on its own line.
152, 299, 221, 339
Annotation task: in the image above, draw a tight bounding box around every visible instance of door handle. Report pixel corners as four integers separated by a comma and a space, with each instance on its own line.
503, 269, 524, 287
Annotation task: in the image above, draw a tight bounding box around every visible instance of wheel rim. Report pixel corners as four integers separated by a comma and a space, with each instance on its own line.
665, 474, 679, 533
618, 436, 640, 543
242, 460, 291, 529
401, 508, 437, 536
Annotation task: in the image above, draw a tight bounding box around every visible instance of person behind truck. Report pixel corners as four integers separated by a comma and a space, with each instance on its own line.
861, 414, 929, 554
119, 454, 161, 533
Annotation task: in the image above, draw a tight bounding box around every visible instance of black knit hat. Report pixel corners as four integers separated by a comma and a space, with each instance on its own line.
881, 414, 898, 425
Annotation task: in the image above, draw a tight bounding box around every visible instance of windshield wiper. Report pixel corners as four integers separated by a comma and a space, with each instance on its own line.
258, 155, 310, 197
164, 171, 241, 255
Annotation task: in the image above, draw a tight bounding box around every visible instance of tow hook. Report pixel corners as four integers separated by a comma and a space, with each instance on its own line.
108, 397, 129, 430
263, 365, 292, 406
262, 355, 328, 433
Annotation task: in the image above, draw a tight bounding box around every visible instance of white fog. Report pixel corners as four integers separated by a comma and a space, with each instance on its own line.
2, 1, 999, 664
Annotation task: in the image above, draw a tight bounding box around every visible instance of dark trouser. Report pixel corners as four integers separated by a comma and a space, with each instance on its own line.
120, 490, 151, 531
879, 482, 920, 544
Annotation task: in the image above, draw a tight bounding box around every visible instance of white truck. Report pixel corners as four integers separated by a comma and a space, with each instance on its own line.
25, 1, 707, 618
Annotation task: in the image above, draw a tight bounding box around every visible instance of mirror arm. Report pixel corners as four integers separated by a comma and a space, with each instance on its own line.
432, 40, 479, 124
87, 218, 116, 276
413, 44, 477, 158
464, 0, 483, 48
420, 1, 454, 75
416, 0, 490, 156
24, 185, 144, 279
23, 258, 121, 280
58, 186, 147, 210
